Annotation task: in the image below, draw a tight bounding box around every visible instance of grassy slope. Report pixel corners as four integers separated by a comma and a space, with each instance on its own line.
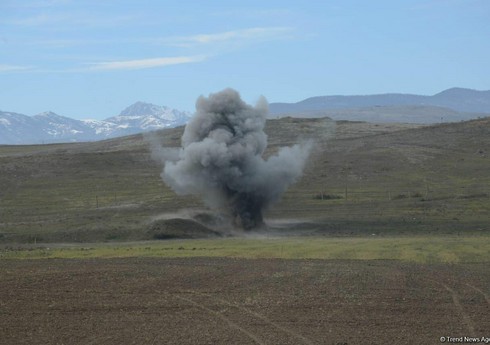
2, 236, 489, 264
271, 117, 490, 234
0, 117, 489, 243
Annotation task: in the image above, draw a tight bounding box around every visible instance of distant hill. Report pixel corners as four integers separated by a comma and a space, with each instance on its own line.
0, 116, 488, 242
270, 105, 487, 124
2, 87, 490, 144
269, 87, 490, 123
0, 102, 191, 145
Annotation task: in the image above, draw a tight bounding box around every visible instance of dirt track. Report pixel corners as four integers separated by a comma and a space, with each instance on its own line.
1, 258, 488, 344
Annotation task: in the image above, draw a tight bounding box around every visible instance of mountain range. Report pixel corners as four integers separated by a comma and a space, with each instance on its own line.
1, 88, 490, 145
269, 87, 490, 123
0, 102, 191, 145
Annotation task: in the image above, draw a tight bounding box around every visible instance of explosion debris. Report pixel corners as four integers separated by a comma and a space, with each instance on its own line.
161, 88, 311, 230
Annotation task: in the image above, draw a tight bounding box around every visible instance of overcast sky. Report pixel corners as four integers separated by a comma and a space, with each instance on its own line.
1, 0, 489, 119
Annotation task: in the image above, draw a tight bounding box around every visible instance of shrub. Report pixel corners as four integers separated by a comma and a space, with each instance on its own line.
313, 193, 343, 200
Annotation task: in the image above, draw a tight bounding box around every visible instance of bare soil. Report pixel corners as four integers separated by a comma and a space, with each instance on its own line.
1, 258, 488, 345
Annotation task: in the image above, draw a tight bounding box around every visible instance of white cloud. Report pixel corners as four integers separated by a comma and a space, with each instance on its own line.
6, 12, 136, 28
85, 55, 206, 71
8, 13, 57, 26
211, 8, 294, 19
10, 0, 70, 8
163, 27, 294, 47
0, 64, 33, 72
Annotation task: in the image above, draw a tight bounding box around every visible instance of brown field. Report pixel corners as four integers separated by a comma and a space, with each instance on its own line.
1, 117, 488, 344
1, 257, 488, 345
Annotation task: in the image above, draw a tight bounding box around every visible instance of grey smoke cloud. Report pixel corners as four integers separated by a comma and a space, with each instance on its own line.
161, 88, 311, 230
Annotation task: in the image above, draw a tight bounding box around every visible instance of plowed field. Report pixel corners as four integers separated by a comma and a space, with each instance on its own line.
1, 258, 488, 344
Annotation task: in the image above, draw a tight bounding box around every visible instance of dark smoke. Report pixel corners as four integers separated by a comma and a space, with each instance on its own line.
161, 88, 311, 230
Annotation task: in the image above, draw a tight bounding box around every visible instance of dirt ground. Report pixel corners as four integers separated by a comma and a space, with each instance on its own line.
0, 258, 488, 345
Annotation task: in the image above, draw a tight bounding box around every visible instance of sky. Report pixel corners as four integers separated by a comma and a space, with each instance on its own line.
1, 0, 489, 120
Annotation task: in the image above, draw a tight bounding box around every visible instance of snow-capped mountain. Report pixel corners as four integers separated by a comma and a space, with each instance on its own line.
0, 102, 192, 145
81, 119, 118, 137
104, 102, 191, 137
0, 111, 43, 144
33, 111, 96, 142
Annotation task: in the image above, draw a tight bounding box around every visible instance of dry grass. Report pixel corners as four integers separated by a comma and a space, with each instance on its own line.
0, 117, 489, 243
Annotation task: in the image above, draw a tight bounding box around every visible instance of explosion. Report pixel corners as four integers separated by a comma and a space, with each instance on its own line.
161, 88, 311, 230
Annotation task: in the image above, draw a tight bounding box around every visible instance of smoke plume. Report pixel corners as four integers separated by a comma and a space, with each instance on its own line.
161, 88, 311, 230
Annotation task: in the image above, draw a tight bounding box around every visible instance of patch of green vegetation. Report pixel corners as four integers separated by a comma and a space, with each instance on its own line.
1, 235, 489, 264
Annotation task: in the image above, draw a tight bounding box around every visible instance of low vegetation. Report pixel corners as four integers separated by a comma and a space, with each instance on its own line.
0, 117, 489, 243
1, 235, 489, 264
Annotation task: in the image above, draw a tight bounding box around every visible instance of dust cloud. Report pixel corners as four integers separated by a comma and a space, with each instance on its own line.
156, 88, 312, 230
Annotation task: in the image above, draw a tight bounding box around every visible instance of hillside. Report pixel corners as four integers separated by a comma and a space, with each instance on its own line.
270, 105, 488, 124
269, 88, 490, 123
0, 117, 488, 242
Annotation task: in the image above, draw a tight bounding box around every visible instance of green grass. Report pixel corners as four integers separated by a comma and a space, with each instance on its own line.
2, 235, 489, 264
